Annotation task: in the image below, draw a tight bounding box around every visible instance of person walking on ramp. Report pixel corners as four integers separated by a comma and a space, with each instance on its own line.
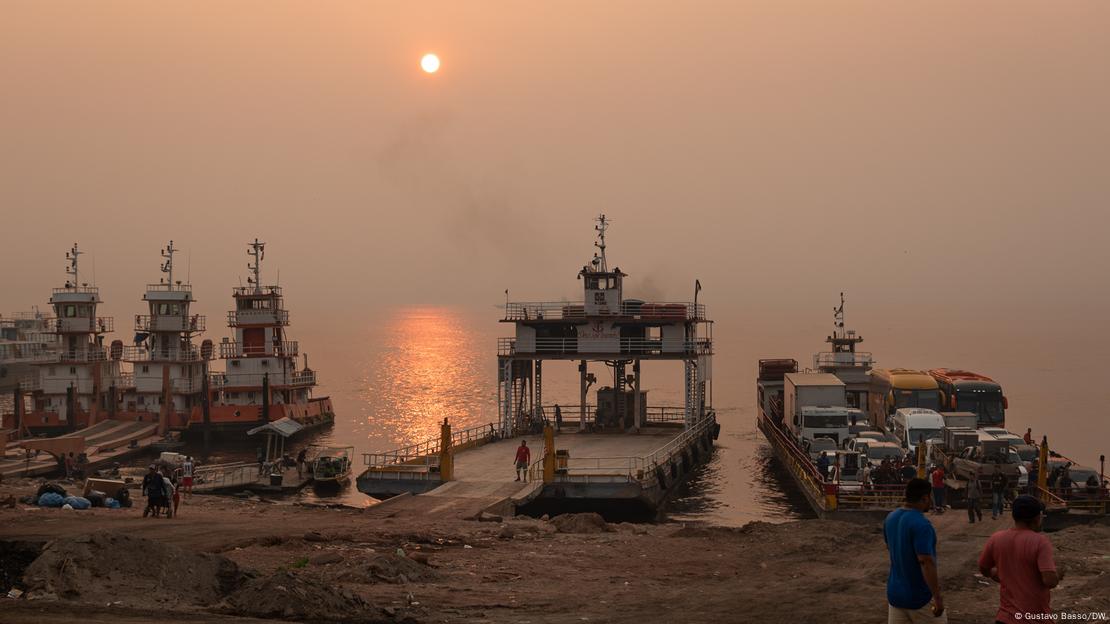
884, 478, 946, 623
514, 439, 531, 482
978, 495, 1059, 624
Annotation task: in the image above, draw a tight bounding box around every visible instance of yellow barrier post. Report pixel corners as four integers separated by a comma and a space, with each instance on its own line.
916, 443, 926, 479
1038, 435, 1049, 503
439, 418, 453, 481
543, 425, 555, 483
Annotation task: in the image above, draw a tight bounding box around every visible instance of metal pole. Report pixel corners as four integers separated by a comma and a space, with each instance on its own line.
579, 360, 587, 433
633, 360, 642, 431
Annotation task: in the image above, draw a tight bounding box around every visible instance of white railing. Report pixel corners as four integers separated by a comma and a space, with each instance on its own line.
219, 340, 298, 358
814, 351, 874, 369
53, 317, 114, 333
209, 370, 317, 389
233, 285, 282, 297
228, 309, 289, 326
0, 343, 50, 361
504, 301, 706, 321
498, 337, 712, 356
362, 423, 497, 468
120, 345, 201, 362
535, 404, 684, 426
34, 347, 108, 362
641, 414, 716, 472
135, 314, 206, 333
51, 286, 100, 295
116, 372, 135, 388
144, 283, 192, 293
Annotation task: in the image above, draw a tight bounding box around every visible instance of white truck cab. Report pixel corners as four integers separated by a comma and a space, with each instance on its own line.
892, 408, 946, 455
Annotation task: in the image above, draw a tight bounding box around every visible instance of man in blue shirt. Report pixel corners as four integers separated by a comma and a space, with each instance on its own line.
884, 477, 946, 623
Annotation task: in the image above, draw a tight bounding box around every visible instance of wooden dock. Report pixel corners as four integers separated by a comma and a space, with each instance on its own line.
0, 420, 161, 479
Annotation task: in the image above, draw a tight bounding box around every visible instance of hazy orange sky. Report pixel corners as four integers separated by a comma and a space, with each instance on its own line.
2, 2, 1108, 329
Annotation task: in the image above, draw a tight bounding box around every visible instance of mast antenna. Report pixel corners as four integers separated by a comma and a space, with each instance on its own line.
247, 238, 265, 292
593, 214, 609, 272
64, 243, 82, 289
833, 291, 845, 338
161, 240, 177, 285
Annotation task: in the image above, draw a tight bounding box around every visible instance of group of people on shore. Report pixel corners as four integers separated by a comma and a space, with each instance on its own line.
141, 456, 194, 519
885, 478, 1059, 624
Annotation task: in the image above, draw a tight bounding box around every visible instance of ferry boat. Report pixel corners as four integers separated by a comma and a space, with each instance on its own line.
0, 309, 60, 392
197, 239, 334, 437
358, 216, 718, 519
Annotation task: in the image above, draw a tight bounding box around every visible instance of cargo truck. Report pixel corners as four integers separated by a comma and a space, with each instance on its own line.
783, 372, 847, 443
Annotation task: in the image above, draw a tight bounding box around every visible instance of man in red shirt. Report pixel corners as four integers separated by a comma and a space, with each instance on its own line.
930, 466, 946, 513
514, 440, 531, 482
978, 495, 1060, 624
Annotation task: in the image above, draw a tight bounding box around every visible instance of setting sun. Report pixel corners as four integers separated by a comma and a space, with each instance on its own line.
420, 53, 440, 74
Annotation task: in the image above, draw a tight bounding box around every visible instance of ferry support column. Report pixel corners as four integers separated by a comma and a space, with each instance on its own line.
632, 360, 642, 431
579, 360, 588, 433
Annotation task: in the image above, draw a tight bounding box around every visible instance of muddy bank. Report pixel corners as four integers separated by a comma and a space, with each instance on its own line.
1, 478, 1108, 623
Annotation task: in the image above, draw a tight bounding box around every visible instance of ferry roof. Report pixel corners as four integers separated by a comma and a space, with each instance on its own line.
785, 372, 844, 387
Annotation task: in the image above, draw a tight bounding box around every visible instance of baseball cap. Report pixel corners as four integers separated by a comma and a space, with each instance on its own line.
1012, 495, 1045, 521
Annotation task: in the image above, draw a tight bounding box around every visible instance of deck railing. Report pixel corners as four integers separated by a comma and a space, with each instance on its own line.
209, 370, 317, 389
361, 422, 498, 469
228, 309, 290, 326
53, 317, 114, 334
219, 340, 298, 358
120, 345, 201, 362
813, 351, 874, 369
1032, 483, 1109, 515
144, 283, 192, 293
33, 347, 108, 363
504, 301, 706, 321
135, 314, 206, 333
498, 337, 712, 357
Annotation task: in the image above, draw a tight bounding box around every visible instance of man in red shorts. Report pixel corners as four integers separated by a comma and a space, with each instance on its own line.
514, 440, 531, 482
978, 495, 1060, 624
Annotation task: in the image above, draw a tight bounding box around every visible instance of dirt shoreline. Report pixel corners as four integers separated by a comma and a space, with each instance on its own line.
1, 479, 1108, 624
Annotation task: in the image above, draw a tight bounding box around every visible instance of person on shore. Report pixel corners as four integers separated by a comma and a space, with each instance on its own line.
554, 404, 563, 432
182, 456, 194, 495
1028, 461, 1040, 496
860, 462, 873, 494
884, 478, 945, 623
64, 452, 74, 480
296, 448, 307, 478
514, 439, 531, 482
1086, 474, 1102, 498
978, 495, 1059, 624
929, 465, 946, 513
1058, 467, 1073, 500
966, 477, 983, 524
991, 465, 1007, 519
817, 452, 830, 482
900, 460, 917, 484
142, 465, 161, 518
161, 469, 176, 519
256, 447, 265, 476
1023, 428, 1033, 445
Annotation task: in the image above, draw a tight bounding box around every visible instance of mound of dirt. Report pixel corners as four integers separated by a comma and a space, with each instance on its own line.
22, 531, 242, 607
550, 512, 613, 534
222, 570, 373, 621
338, 553, 437, 585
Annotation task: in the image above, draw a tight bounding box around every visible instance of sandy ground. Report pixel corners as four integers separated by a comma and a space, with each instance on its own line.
1, 477, 1108, 624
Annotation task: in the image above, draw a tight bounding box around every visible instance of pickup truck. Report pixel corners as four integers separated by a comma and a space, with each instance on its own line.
940, 438, 1022, 488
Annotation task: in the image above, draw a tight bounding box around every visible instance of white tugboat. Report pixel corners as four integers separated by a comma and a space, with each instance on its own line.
0, 309, 60, 392
118, 241, 213, 432
3, 244, 125, 434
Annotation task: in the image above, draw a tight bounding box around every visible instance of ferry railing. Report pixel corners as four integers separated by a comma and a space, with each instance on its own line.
218, 340, 299, 358
499, 337, 712, 357
757, 413, 829, 509
361, 422, 498, 470
503, 301, 706, 321
33, 348, 108, 363
233, 285, 283, 297
53, 317, 114, 334
144, 283, 192, 293
194, 462, 259, 491
833, 483, 906, 509
533, 405, 683, 427
51, 286, 100, 295
206, 371, 315, 389
119, 345, 202, 362
227, 309, 289, 326
641, 415, 715, 471
135, 314, 206, 333
116, 372, 136, 389
1037, 484, 1109, 515
813, 351, 874, 369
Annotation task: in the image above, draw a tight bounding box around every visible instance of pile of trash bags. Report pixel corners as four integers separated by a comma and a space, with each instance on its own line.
28, 482, 130, 510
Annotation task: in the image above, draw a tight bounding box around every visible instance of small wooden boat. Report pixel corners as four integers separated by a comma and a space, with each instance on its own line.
311, 445, 353, 485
